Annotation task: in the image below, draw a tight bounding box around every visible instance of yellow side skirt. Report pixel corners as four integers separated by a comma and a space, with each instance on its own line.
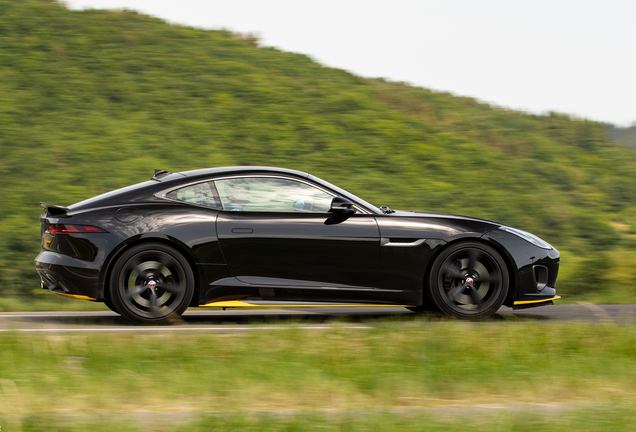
513, 295, 561, 306
54, 292, 97, 301
201, 300, 416, 308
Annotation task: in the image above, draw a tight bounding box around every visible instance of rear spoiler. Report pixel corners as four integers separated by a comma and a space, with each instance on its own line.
40, 202, 68, 217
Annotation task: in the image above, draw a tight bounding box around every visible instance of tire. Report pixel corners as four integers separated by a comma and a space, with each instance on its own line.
110, 243, 194, 324
427, 241, 508, 319
103, 299, 120, 315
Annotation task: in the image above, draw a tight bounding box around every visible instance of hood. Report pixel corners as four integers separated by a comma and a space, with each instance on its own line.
391, 210, 502, 227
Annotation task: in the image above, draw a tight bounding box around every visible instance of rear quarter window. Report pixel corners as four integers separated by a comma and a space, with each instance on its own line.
167, 182, 220, 208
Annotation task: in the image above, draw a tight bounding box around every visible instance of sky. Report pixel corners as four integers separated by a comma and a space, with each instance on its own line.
65, 0, 636, 127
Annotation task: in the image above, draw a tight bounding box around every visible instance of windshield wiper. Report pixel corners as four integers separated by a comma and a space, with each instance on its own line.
380, 205, 395, 214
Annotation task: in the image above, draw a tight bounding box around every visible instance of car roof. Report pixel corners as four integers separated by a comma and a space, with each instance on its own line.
177, 166, 310, 180
67, 167, 314, 211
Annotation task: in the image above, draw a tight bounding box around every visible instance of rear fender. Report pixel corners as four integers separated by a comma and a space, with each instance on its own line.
99, 234, 202, 306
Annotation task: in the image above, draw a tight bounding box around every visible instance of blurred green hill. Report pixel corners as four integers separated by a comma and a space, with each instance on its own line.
608, 124, 636, 150
1, 0, 636, 306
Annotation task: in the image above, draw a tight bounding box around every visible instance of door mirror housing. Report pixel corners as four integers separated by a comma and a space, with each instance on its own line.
329, 197, 356, 214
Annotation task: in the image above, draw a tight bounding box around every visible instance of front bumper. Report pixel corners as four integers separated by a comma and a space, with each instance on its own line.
482, 228, 560, 308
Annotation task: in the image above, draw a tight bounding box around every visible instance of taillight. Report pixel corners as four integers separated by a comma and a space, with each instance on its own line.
48, 224, 107, 235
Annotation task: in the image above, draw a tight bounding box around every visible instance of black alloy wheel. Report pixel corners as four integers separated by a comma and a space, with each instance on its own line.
428, 242, 508, 319
110, 243, 194, 323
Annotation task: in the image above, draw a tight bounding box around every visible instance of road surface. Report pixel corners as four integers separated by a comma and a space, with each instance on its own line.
0, 304, 634, 332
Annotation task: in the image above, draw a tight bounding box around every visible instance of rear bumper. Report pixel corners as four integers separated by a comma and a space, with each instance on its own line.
35, 251, 101, 300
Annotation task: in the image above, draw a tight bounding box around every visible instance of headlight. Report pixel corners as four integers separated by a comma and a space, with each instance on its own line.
499, 226, 553, 250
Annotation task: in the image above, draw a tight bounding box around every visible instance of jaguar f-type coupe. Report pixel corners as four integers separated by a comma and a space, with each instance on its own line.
36, 166, 560, 323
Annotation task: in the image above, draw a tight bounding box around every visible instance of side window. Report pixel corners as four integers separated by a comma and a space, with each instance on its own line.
167, 182, 220, 208
214, 177, 334, 212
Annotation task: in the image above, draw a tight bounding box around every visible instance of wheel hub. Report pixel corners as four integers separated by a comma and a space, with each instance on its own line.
147, 280, 157, 289
465, 277, 474, 285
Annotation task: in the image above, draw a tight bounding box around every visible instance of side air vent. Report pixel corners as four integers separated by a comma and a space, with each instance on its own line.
380, 238, 427, 247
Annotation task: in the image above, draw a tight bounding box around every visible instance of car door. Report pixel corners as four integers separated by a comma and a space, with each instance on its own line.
214, 176, 380, 291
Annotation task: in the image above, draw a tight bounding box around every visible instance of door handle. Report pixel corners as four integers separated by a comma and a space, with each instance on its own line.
231, 228, 253, 234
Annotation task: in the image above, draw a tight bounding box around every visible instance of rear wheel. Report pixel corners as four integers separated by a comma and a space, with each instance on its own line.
110, 243, 194, 323
428, 242, 508, 319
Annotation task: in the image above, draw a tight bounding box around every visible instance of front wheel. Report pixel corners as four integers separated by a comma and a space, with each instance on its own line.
110, 243, 194, 323
428, 242, 509, 319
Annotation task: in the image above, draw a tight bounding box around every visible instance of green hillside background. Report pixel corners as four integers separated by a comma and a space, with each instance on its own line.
608, 124, 636, 150
1, 0, 635, 308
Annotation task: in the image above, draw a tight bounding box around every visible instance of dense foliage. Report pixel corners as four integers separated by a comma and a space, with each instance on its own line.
1, 0, 635, 304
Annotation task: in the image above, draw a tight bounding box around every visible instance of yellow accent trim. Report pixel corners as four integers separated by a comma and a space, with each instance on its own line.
54, 292, 97, 301
201, 300, 416, 308
201, 300, 254, 307
514, 295, 561, 305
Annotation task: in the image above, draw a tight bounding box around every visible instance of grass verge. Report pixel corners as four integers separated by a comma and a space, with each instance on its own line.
1, 321, 635, 419
3, 406, 636, 432
0, 296, 111, 312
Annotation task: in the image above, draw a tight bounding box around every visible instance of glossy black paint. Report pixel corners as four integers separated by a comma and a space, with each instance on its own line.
217, 212, 379, 288
35, 166, 560, 311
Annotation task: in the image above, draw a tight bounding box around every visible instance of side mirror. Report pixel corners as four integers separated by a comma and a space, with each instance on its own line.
329, 197, 356, 214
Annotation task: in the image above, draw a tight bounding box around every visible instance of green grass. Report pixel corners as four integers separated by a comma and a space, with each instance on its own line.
0, 295, 111, 312
2, 321, 635, 430
1, 322, 635, 418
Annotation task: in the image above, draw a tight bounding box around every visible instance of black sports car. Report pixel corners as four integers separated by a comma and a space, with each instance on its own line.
35, 166, 560, 323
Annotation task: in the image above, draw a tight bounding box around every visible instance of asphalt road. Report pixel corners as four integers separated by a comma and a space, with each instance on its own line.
0, 304, 635, 332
